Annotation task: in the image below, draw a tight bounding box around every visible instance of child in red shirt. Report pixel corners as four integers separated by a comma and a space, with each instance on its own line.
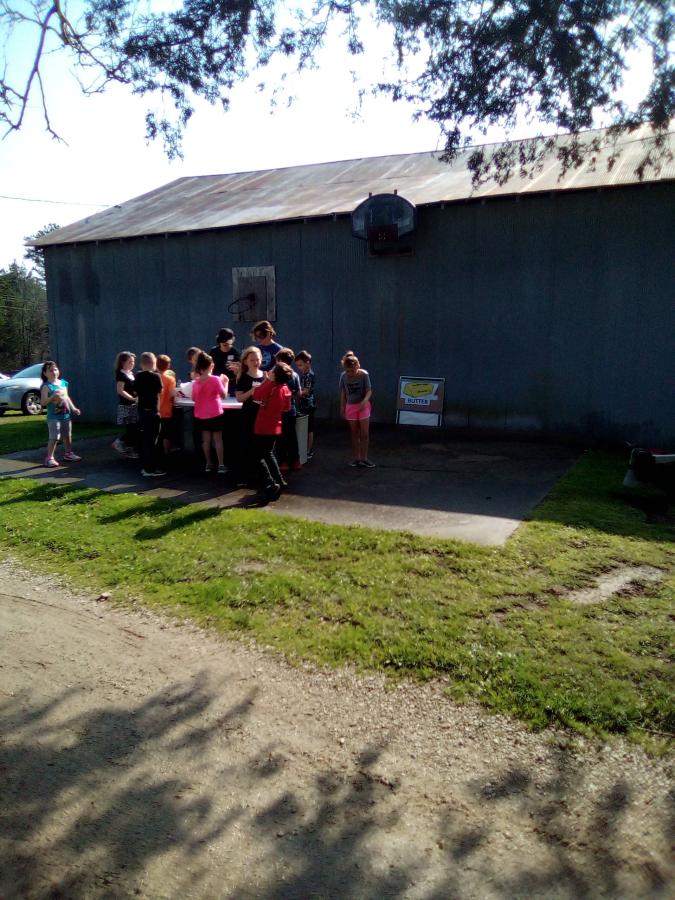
252, 362, 293, 500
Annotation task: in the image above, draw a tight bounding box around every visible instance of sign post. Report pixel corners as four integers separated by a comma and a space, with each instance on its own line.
396, 376, 445, 427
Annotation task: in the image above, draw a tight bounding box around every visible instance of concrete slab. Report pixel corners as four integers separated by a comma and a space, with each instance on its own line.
0, 425, 581, 545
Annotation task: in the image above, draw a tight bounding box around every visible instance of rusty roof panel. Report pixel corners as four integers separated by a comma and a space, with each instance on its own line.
35, 126, 675, 247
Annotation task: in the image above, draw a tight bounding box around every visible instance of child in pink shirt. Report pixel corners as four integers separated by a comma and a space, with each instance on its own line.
192, 350, 228, 473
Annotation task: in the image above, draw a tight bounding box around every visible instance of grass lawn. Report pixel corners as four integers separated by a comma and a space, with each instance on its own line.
0, 423, 672, 747
0, 410, 117, 454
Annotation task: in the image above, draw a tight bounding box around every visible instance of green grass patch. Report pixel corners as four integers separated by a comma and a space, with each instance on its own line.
0, 448, 673, 747
0, 410, 117, 453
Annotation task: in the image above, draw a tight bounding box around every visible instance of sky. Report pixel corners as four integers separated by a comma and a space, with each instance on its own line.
0, 2, 655, 271
0, 4, 445, 269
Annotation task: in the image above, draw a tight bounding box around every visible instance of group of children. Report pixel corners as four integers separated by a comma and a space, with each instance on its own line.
40, 318, 375, 492
112, 320, 324, 498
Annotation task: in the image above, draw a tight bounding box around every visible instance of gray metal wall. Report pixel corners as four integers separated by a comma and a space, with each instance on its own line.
45, 182, 675, 444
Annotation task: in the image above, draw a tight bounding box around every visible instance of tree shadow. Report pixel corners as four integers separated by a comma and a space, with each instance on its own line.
109, 506, 224, 540
426, 752, 671, 899
0, 480, 83, 507
4, 431, 672, 544
229, 740, 673, 899
614, 489, 674, 525
2, 680, 671, 898
0, 675, 255, 898
240, 741, 412, 900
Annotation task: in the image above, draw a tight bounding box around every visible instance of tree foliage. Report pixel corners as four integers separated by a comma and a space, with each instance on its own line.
1, 1, 673, 181
24, 222, 60, 286
0, 263, 49, 372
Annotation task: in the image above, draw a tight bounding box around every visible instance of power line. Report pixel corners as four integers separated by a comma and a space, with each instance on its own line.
0, 193, 109, 207
0, 303, 48, 308
0, 295, 47, 307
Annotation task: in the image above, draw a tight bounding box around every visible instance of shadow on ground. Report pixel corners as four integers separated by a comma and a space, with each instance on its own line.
0, 434, 675, 545
0, 425, 585, 544
1, 679, 670, 898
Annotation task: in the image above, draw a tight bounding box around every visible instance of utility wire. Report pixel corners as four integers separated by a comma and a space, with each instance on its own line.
0, 303, 48, 308
0, 194, 109, 207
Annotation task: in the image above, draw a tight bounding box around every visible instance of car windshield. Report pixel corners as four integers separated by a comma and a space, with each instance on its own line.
12, 364, 43, 379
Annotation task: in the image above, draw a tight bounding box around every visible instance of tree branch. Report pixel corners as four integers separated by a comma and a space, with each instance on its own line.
36, 64, 63, 142
0, 0, 672, 180
4, 2, 57, 135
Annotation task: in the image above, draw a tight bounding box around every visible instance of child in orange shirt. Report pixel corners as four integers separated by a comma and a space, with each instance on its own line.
156, 354, 176, 455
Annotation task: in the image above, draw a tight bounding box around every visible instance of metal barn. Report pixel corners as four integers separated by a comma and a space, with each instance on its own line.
36, 126, 675, 444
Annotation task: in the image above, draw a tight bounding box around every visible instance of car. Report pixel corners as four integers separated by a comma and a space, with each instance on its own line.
0, 363, 45, 415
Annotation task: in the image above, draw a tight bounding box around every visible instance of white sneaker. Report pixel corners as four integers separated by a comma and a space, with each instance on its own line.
141, 469, 166, 477
44, 457, 59, 468
112, 439, 126, 454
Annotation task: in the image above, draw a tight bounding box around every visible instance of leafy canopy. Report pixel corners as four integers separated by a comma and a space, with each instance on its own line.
24, 223, 60, 286
0, 262, 48, 372
1, 1, 673, 181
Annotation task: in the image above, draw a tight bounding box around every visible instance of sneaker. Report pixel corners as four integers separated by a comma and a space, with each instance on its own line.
279, 478, 289, 489
360, 459, 376, 468
348, 460, 361, 467
63, 451, 81, 461
306, 449, 314, 460
141, 469, 166, 477
217, 464, 228, 474
265, 482, 282, 501
44, 457, 59, 468
112, 439, 126, 454
204, 464, 213, 473
291, 461, 302, 471
126, 450, 140, 459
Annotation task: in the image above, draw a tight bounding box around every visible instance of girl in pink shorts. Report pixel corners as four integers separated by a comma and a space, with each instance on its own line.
192, 350, 228, 473
339, 351, 375, 468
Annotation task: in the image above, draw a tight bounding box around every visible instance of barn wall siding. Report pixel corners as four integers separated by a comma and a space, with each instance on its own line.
45, 183, 675, 443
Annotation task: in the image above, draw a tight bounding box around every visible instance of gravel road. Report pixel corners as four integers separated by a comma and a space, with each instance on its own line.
0, 557, 672, 899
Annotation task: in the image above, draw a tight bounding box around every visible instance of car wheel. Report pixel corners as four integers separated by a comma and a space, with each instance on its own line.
21, 390, 42, 415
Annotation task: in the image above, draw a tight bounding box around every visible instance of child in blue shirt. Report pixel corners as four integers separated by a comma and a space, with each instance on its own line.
295, 350, 316, 459
40, 361, 81, 467
274, 347, 302, 471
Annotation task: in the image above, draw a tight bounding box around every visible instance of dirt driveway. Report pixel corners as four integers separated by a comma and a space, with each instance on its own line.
1, 557, 672, 900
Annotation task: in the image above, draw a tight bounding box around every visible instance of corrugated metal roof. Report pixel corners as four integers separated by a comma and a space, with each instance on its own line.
36, 125, 674, 247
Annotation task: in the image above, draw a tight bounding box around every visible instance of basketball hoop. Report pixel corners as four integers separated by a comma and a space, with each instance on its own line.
352, 193, 416, 241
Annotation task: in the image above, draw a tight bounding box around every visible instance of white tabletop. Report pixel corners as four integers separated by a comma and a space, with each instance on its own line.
174, 397, 242, 410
